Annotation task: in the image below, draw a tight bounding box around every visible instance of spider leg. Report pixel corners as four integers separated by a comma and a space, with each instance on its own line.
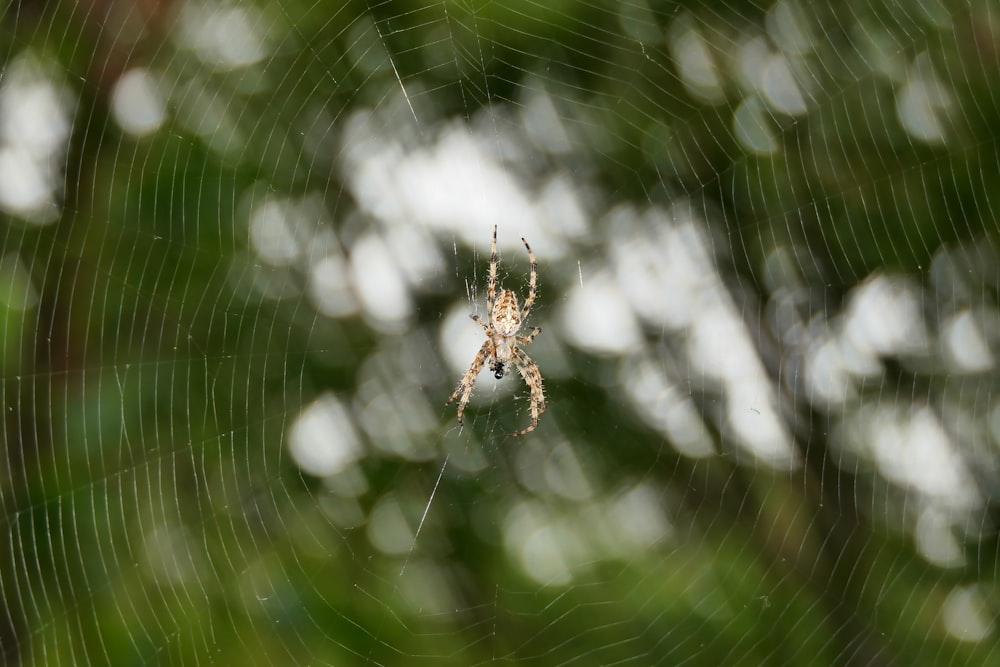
470, 313, 490, 334
516, 326, 541, 346
487, 225, 498, 316
446, 340, 492, 427
519, 236, 537, 321
510, 348, 546, 437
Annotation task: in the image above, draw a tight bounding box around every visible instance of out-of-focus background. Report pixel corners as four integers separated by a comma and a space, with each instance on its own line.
1, 0, 998, 664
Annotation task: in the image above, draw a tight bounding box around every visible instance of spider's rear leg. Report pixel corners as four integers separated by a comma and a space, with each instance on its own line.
487, 225, 499, 314
517, 327, 541, 346
470, 313, 490, 334
519, 236, 538, 321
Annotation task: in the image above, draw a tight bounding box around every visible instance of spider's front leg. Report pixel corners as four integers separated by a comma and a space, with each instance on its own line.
446, 340, 492, 427
511, 349, 547, 437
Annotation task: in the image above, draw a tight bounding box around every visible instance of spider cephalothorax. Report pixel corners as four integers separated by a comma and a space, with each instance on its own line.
446, 225, 546, 436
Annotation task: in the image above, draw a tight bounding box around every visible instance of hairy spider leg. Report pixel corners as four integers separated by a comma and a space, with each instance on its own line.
445, 339, 492, 426
517, 327, 541, 346
487, 224, 498, 315
510, 348, 546, 437
520, 236, 537, 321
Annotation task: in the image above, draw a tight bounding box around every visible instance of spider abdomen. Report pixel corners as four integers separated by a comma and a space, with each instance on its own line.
492, 289, 521, 335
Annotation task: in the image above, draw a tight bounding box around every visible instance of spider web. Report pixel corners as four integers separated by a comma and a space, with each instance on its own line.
0, 0, 998, 664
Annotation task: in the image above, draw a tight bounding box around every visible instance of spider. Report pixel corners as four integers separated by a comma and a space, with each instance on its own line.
446, 225, 546, 436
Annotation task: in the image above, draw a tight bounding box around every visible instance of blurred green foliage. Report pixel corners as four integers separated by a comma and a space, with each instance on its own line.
0, 0, 998, 665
